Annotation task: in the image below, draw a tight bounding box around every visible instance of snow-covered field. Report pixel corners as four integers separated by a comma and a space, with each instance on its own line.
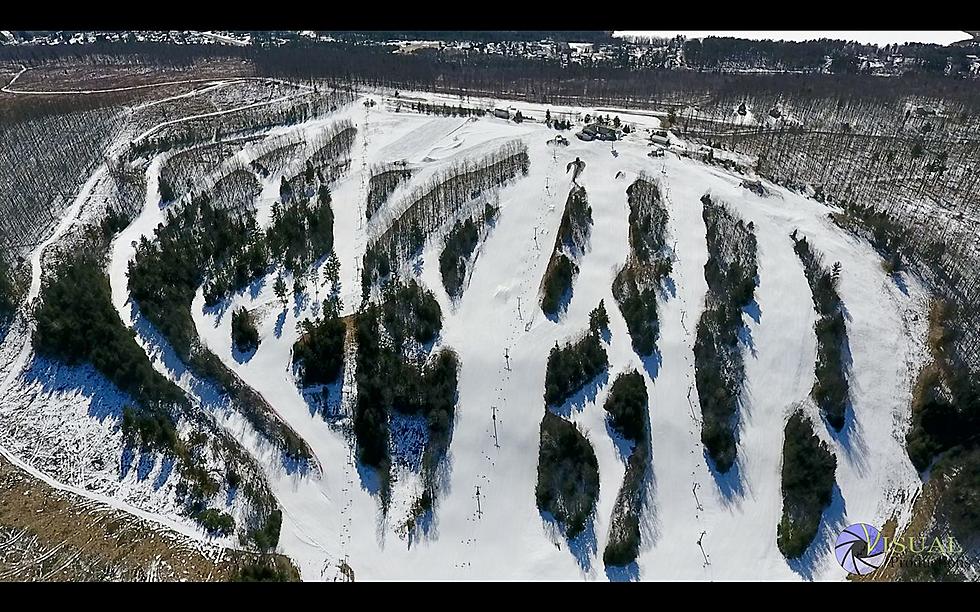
0, 87, 932, 581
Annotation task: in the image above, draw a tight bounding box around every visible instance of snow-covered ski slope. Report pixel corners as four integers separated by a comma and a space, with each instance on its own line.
1, 89, 931, 581
184, 94, 931, 580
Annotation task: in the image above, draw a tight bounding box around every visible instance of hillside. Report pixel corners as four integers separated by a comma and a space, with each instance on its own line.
0, 68, 961, 581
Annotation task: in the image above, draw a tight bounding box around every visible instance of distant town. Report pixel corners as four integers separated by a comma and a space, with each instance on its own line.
2, 30, 978, 78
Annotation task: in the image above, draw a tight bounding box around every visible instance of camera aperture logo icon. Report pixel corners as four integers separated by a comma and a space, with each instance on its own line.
835, 523, 886, 575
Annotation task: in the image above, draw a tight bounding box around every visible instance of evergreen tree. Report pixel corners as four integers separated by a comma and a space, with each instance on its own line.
589, 300, 609, 333
274, 272, 288, 308
231, 306, 260, 353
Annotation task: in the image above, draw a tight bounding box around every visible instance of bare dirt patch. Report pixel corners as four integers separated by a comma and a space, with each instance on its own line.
0, 454, 297, 581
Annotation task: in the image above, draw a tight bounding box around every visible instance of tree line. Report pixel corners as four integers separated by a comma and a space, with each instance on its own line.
352, 279, 457, 514
602, 369, 653, 567
694, 194, 758, 473
363, 141, 528, 300
540, 185, 592, 318
612, 177, 672, 357
792, 231, 851, 430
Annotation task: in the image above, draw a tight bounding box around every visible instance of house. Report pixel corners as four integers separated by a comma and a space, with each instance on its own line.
493, 108, 510, 119
741, 178, 769, 197
576, 123, 618, 142
595, 125, 618, 141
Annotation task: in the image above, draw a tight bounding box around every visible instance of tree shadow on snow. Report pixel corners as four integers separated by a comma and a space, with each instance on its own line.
638, 349, 662, 381
202, 297, 232, 327
567, 521, 598, 573
548, 370, 608, 418
22, 357, 180, 492
153, 455, 175, 491
661, 275, 677, 300
281, 452, 315, 477
786, 483, 848, 581
738, 323, 758, 359
23, 357, 128, 425
231, 342, 258, 365
292, 291, 311, 319
891, 271, 909, 296
298, 376, 344, 424
706, 450, 745, 506
605, 562, 640, 582
405, 506, 437, 550
744, 294, 761, 321
543, 285, 574, 324
605, 419, 636, 462
740, 297, 761, 357
274, 309, 287, 339
130, 301, 304, 474
356, 460, 384, 499
827, 397, 869, 477
248, 274, 267, 300
540, 510, 598, 574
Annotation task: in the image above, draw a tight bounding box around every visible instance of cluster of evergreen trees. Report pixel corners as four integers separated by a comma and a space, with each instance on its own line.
352, 280, 457, 510
231, 307, 260, 354
31, 248, 284, 548
293, 313, 346, 388
266, 182, 335, 277
204, 170, 338, 308
535, 410, 600, 538
130, 194, 254, 350
792, 231, 850, 430
366, 163, 413, 221
364, 141, 529, 297
129, 193, 312, 461
602, 370, 653, 567
613, 178, 671, 357
694, 195, 758, 473
34, 252, 186, 450
541, 255, 577, 317
248, 508, 284, 552
192, 507, 236, 537
776, 409, 837, 558
541, 186, 592, 317
544, 323, 609, 408
439, 203, 499, 299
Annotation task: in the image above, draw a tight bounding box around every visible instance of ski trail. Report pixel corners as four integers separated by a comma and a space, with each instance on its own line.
3, 65, 313, 97
0, 165, 107, 395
